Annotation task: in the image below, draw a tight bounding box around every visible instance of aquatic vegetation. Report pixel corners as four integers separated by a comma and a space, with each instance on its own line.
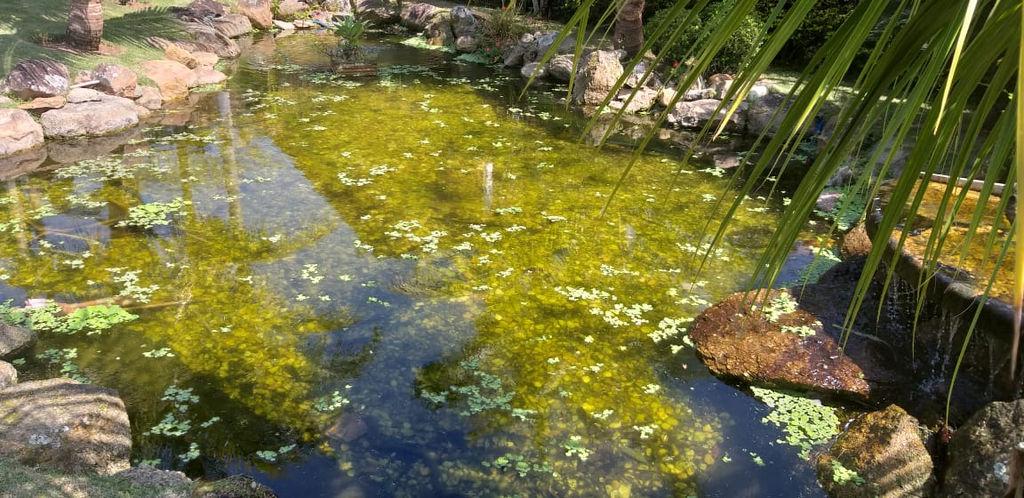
36, 348, 88, 383
830, 459, 865, 486
117, 199, 188, 229
750, 387, 840, 459
0, 301, 137, 336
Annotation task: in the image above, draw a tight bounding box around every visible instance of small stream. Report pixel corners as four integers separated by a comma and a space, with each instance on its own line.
0, 33, 827, 496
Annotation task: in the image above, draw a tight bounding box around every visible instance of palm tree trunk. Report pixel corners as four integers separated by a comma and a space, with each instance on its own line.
613, 0, 644, 58
67, 0, 104, 52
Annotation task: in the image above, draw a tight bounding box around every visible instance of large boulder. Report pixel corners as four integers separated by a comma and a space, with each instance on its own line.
0, 360, 16, 388
400, 3, 442, 31
40, 91, 140, 139
425, 16, 454, 47
520, 62, 546, 80
450, 6, 478, 38
178, 22, 241, 58
237, 0, 273, 29
942, 399, 1024, 497
214, 13, 254, 38
0, 378, 131, 475
667, 98, 745, 132
746, 90, 788, 137
141, 60, 198, 101
690, 288, 872, 401
193, 68, 228, 86
530, 31, 574, 61
2, 60, 70, 100
841, 224, 872, 260
817, 405, 933, 497
192, 475, 277, 497
571, 50, 624, 106
609, 87, 658, 114
180, 0, 226, 19
91, 63, 138, 98
165, 43, 200, 69
276, 0, 309, 19
0, 109, 45, 158
707, 73, 734, 99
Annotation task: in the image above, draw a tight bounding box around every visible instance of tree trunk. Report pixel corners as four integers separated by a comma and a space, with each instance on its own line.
613, 0, 644, 59
67, 0, 104, 52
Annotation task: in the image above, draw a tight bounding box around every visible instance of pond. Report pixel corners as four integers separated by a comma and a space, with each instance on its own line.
1, 33, 827, 496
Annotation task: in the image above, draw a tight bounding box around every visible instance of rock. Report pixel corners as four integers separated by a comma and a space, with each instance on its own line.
91, 63, 138, 98
0, 146, 47, 181
2, 60, 70, 100
520, 62, 546, 79
352, 0, 396, 24
115, 466, 191, 489
192, 51, 220, 69
41, 93, 140, 139
450, 6, 478, 38
746, 90, 788, 136
135, 86, 164, 110
237, 0, 273, 29
18, 96, 66, 112
292, 19, 316, 29
532, 30, 573, 59
841, 224, 872, 259
180, 0, 226, 20
275, 0, 309, 19
214, 13, 254, 38
273, 20, 296, 31
0, 360, 16, 388
690, 288, 872, 401
0, 96, 12, 106
502, 44, 527, 67
713, 153, 741, 170
181, 22, 241, 58
623, 60, 659, 89
746, 83, 770, 102
817, 405, 933, 498
455, 35, 478, 53
547, 54, 574, 82
668, 98, 744, 131
193, 68, 228, 86
192, 475, 277, 497
707, 73, 734, 99
827, 165, 854, 187
609, 87, 658, 113
400, 3, 442, 31
326, 415, 368, 442
0, 378, 131, 475
572, 50, 624, 106
67, 87, 104, 103
0, 110, 45, 158
424, 16, 454, 47
165, 44, 200, 69
942, 400, 1024, 497
816, 191, 842, 213
141, 60, 198, 101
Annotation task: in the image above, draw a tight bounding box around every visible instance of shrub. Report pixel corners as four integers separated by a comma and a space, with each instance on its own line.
645, 2, 765, 74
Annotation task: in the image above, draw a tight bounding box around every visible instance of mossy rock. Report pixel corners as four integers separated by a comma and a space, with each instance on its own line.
191, 475, 276, 498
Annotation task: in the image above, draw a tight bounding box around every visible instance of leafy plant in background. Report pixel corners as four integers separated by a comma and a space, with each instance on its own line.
538, 0, 1024, 419
332, 17, 368, 62
645, 1, 765, 73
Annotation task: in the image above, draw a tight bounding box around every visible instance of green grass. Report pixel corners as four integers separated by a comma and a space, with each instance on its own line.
0, 0, 196, 75
0, 459, 191, 498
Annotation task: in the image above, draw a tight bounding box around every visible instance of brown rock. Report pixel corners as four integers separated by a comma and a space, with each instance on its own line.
818, 405, 933, 497
0, 360, 16, 388
0, 110, 45, 158
942, 399, 1024, 497
2, 60, 70, 100
180, 0, 226, 20
180, 22, 241, 58
165, 44, 200, 69
141, 60, 197, 101
135, 86, 164, 110
276, 0, 309, 20
193, 68, 227, 86
841, 224, 872, 260
192, 51, 220, 69
690, 288, 871, 401
214, 13, 254, 38
237, 0, 273, 29
571, 50, 623, 106
91, 63, 138, 98
40, 94, 140, 139
18, 96, 66, 112
192, 475, 276, 497
0, 378, 131, 475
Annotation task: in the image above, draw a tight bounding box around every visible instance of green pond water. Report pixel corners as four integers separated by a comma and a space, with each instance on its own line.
1, 34, 829, 496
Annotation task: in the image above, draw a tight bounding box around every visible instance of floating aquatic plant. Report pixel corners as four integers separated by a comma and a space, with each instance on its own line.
117, 199, 188, 229
750, 387, 840, 460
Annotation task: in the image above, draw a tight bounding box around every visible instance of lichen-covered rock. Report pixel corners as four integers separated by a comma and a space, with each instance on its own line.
0, 109, 45, 158
2, 60, 70, 100
841, 224, 872, 259
571, 50, 623, 106
546, 54, 574, 82
817, 405, 933, 497
275, 0, 309, 20
237, 0, 273, 29
192, 475, 276, 497
400, 3, 442, 31
0, 378, 131, 475
41, 93, 140, 139
165, 44, 200, 69
450, 6, 478, 39
0, 360, 17, 388
115, 466, 191, 490
690, 288, 871, 401
214, 13, 254, 38
454, 35, 478, 53
141, 60, 198, 101
424, 16, 454, 47
942, 399, 1024, 497
91, 63, 138, 98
